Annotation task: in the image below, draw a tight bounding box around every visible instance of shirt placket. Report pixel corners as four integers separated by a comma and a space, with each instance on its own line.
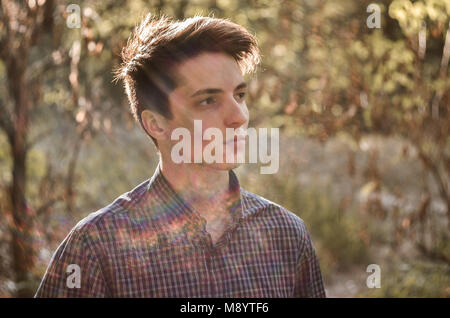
196, 209, 245, 297
204, 235, 218, 297
183, 215, 216, 297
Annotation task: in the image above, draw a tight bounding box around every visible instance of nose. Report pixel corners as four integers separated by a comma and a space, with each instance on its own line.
223, 95, 249, 129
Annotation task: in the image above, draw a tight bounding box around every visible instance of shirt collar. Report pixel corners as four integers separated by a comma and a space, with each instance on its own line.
146, 162, 247, 229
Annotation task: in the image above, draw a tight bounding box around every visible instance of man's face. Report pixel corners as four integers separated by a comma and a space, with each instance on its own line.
162, 52, 249, 170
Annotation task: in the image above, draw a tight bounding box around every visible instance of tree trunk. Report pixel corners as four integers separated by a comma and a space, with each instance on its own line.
8, 57, 34, 298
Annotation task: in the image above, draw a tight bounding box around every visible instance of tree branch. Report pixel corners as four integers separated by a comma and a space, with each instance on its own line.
417, 149, 448, 201
35, 193, 65, 216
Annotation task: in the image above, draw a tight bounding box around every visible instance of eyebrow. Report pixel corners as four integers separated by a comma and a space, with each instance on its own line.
190, 82, 247, 98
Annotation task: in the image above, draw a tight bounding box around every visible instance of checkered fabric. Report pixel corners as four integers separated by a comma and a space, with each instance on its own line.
35, 163, 326, 298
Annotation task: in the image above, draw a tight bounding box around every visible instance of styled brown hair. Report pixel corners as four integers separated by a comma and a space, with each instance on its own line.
115, 14, 260, 144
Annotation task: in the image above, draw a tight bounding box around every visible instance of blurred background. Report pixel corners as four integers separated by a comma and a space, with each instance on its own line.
0, 0, 449, 298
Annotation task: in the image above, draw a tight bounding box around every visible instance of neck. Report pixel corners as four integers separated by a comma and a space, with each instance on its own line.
159, 156, 234, 217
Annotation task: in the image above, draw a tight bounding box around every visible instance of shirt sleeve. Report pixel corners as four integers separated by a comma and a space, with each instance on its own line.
34, 225, 109, 298
293, 223, 326, 298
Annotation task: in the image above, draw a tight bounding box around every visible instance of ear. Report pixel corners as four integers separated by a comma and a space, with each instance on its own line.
141, 110, 170, 141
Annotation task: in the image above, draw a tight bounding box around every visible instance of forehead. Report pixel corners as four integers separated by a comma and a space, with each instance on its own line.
172, 52, 244, 93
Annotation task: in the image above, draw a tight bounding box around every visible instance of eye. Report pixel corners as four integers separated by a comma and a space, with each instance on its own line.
198, 96, 217, 106
236, 92, 246, 101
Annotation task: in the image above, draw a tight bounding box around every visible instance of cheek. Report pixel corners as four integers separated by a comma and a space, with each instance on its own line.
201, 125, 220, 147
243, 103, 250, 119
168, 112, 195, 132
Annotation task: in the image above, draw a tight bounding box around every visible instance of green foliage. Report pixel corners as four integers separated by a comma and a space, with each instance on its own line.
362, 261, 450, 297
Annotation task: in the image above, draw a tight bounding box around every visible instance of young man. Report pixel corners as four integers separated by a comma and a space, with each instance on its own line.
35, 14, 326, 298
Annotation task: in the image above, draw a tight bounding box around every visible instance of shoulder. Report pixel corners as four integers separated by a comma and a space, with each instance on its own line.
242, 189, 317, 262
241, 189, 316, 264
241, 188, 310, 240
68, 178, 152, 242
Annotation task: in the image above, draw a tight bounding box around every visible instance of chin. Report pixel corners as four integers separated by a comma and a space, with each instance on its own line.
202, 161, 243, 171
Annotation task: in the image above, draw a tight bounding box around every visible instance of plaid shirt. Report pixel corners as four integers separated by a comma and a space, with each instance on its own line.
35, 163, 326, 298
